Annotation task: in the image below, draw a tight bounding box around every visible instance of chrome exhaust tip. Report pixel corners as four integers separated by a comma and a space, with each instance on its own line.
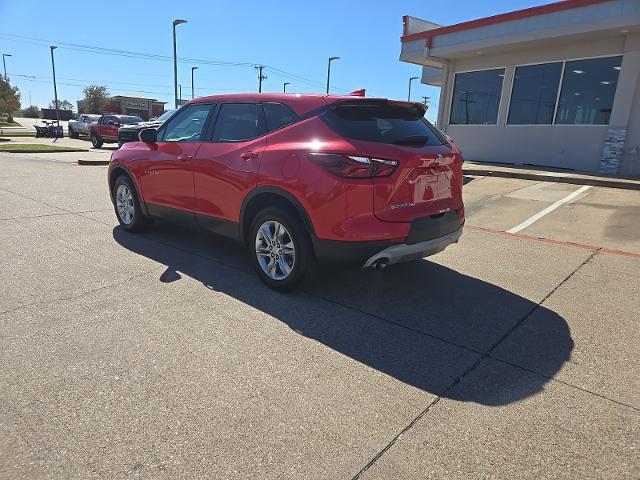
374, 259, 389, 271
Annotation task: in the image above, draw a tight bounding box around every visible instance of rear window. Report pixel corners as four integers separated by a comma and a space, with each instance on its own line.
119, 116, 143, 124
321, 101, 446, 146
263, 102, 298, 132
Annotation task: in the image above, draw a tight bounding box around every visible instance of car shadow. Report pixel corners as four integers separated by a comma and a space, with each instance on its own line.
113, 224, 573, 406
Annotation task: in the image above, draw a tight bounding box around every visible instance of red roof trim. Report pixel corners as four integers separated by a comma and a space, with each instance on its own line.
401, 0, 613, 43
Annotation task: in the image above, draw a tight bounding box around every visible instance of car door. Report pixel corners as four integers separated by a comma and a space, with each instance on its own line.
104, 116, 120, 139
139, 103, 215, 216
192, 102, 266, 237
79, 115, 87, 133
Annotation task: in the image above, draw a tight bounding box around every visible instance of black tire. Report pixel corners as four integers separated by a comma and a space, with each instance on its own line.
91, 133, 103, 148
249, 206, 313, 292
68, 127, 79, 139
112, 175, 152, 232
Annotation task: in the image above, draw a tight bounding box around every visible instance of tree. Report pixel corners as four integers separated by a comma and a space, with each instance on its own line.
0, 77, 21, 122
20, 105, 41, 118
79, 85, 109, 114
48, 99, 74, 111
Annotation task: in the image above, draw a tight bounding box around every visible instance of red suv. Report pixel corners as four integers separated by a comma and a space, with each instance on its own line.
108, 93, 464, 290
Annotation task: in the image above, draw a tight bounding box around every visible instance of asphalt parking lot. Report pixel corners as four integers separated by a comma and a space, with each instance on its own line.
0, 152, 638, 479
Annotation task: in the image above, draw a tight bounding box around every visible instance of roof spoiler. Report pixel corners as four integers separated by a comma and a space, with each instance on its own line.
348, 89, 366, 97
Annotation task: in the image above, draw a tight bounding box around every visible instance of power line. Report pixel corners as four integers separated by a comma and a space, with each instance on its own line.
0, 32, 347, 92
10, 72, 255, 96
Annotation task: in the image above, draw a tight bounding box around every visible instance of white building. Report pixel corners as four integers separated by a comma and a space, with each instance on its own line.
400, 0, 640, 175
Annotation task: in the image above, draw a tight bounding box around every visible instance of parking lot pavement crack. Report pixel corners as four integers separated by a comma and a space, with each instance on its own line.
0, 266, 162, 317
351, 250, 608, 479
0, 186, 72, 215
351, 396, 443, 480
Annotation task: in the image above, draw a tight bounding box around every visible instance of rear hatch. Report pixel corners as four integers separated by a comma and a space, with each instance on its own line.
320, 100, 463, 222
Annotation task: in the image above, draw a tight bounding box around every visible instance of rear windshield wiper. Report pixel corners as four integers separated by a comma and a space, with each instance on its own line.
392, 135, 428, 146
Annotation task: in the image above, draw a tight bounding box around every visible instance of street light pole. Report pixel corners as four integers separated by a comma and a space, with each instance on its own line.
283, 82, 290, 93
326, 56, 340, 94
173, 19, 187, 109
50, 46, 60, 128
408, 76, 419, 101
2, 54, 11, 81
191, 66, 198, 100
179, 84, 182, 103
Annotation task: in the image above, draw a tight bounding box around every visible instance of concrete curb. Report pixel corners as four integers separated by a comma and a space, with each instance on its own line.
0, 148, 89, 154
463, 167, 640, 191
77, 159, 110, 166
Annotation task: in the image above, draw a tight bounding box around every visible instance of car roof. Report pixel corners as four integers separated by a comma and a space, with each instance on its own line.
186, 93, 401, 116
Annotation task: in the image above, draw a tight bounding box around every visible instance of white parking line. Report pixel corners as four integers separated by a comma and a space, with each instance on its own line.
507, 185, 592, 234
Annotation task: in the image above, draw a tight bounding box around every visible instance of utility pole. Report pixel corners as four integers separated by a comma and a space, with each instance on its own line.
191, 66, 198, 100
283, 82, 290, 93
326, 56, 340, 94
255, 65, 267, 93
172, 19, 187, 109
179, 84, 182, 103
421, 96, 429, 105
50, 46, 60, 128
2, 53, 11, 81
408, 76, 419, 101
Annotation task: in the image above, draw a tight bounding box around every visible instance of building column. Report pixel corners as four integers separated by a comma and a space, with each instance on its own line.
599, 36, 640, 173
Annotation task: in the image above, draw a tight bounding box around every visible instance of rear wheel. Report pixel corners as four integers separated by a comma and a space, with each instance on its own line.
112, 175, 152, 232
249, 207, 312, 291
91, 133, 103, 148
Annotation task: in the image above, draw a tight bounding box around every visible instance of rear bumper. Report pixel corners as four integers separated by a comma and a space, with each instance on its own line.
363, 226, 463, 268
312, 209, 464, 266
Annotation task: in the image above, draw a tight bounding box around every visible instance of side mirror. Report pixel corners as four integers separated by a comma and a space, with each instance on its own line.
139, 128, 157, 143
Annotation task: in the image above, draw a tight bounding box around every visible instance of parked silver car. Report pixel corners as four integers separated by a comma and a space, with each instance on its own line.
68, 114, 101, 138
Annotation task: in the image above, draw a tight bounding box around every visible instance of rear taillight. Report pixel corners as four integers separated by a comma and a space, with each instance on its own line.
308, 153, 398, 178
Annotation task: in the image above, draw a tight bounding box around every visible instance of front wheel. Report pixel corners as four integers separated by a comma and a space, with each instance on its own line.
69, 127, 79, 139
112, 176, 152, 232
249, 207, 313, 291
91, 133, 103, 148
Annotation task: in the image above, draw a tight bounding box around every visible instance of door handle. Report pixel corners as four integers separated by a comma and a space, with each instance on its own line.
178, 154, 193, 162
241, 151, 259, 160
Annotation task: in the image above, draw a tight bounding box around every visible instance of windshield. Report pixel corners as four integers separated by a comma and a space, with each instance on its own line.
321, 101, 445, 146
119, 116, 143, 124
156, 110, 176, 122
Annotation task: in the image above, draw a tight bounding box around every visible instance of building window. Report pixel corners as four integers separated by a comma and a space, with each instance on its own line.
450, 69, 504, 125
555, 56, 623, 125
508, 62, 563, 125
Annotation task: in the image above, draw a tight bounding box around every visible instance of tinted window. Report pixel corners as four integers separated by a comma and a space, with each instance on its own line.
321, 101, 445, 146
508, 62, 562, 125
160, 103, 212, 142
119, 116, 143, 124
450, 69, 504, 125
156, 110, 176, 122
263, 102, 298, 132
212, 103, 262, 142
555, 56, 623, 125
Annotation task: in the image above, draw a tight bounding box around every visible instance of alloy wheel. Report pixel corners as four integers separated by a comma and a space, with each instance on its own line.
115, 184, 135, 225
255, 220, 296, 281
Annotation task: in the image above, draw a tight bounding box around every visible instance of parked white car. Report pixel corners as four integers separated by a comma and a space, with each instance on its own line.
68, 114, 101, 138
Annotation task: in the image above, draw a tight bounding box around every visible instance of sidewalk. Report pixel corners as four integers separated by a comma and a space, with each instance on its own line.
463, 161, 640, 191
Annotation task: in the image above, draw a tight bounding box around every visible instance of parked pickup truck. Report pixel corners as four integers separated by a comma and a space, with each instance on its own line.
88, 114, 143, 148
117, 109, 176, 147
67, 114, 101, 139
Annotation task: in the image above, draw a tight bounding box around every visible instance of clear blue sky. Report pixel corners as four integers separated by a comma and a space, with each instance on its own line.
0, 0, 550, 121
